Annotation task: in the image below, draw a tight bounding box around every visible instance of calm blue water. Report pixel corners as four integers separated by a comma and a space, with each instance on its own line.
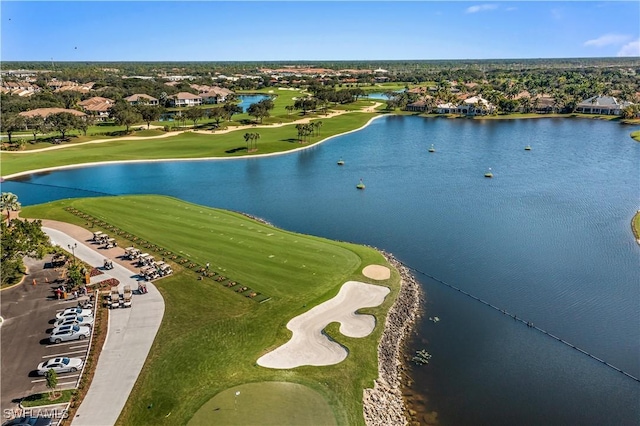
237, 94, 271, 112
5, 116, 640, 425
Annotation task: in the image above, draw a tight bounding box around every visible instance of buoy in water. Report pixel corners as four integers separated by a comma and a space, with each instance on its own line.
525, 145, 531, 151
337, 158, 345, 165
484, 168, 493, 178
428, 144, 435, 153
356, 178, 365, 190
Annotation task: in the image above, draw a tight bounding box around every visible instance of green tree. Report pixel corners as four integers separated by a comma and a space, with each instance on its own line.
45, 369, 60, 400
136, 105, 163, 129
25, 115, 47, 143
59, 91, 80, 109
209, 107, 225, 127
1, 215, 50, 287
185, 107, 204, 128
0, 113, 26, 145
222, 103, 242, 121
1, 192, 21, 223
47, 112, 79, 139
111, 102, 142, 133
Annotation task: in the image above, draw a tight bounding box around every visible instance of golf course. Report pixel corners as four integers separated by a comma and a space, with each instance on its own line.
21, 195, 402, 425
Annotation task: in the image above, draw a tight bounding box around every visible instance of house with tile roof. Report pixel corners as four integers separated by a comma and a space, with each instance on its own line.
575, 95, 633, 115
125, 94, 159, 106
18, 108, 87, 119
170, 92, 202, 107
78, 96, 115, 120
199, 86, 234, 104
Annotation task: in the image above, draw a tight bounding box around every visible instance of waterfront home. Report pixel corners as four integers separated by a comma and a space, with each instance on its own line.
461, 95, 494, 115
125, 94, 159, 106
575, 95, 633, 115
406, 96, 435, 112
436, 96, 495, 116
78, 97, 115, 121
170, 92, 202, 107
200, 87, 234, 104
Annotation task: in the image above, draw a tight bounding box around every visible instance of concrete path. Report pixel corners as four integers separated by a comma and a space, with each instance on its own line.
42, 225, 165, 426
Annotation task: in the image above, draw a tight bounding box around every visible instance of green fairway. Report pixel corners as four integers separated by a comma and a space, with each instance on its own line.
188, 382, 336, 426
1, 112, 378, 177
21, 195, 400, 426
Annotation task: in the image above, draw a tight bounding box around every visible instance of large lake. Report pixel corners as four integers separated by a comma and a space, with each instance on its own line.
6, 116, 640, 425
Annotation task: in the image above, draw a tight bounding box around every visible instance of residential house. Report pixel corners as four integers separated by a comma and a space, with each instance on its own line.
460, 95, 494, 115
78, 96, 115, 121
170, 92, 202, 107
19, 108, 87, 119
125, 94, 159, 106
405, 96, 434, 112
199, 87, 234, 104
575, 95, 633, 115
436, 95, 495, 116
1, 81, 40, 97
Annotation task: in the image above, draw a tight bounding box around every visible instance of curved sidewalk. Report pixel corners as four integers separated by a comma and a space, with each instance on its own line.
42, 222, 164, 426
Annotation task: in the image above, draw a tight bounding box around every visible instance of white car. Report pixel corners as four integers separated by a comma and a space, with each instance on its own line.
49, 325, 91, 344
55, 307, 93, 320
37, 357, 84, 376
54, 315, 94, 329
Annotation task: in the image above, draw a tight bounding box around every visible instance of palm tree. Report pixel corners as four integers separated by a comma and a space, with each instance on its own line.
314, 121, 323, 136
285, 105, 294, 116
252, 132, 261, 151
1, 192, 21, 223
243, 132, 251, 151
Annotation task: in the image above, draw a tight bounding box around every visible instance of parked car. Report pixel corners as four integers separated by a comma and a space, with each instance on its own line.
37, 357, 84, 376
49, 325, 91, 344
55, 307, 93, 320
54, 315, 94, 329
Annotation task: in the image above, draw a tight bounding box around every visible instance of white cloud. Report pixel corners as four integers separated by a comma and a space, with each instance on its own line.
466, 4, 497, 14
584, 34, 632, 47
617, 40, 640, 57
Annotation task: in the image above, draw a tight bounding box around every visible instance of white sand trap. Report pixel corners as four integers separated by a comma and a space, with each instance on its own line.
362, 264, 391, 280
257, 281, 390, 369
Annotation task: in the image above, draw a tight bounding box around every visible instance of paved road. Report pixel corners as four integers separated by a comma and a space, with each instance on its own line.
43, 225, 165, 426
1, 255, 86, 414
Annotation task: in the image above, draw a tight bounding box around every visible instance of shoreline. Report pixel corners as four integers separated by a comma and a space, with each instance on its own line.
1, 114, 385, 181
363, 251, 423, 426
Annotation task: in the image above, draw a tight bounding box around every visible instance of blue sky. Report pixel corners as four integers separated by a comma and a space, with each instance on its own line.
2, 1, 639, 61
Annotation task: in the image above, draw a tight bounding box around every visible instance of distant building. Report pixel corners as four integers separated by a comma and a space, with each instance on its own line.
78, 96, 115, 121
19, 108, 87, 119
125, 94, 159, 106
170, 92, 202, 107
575, 95, 633, 115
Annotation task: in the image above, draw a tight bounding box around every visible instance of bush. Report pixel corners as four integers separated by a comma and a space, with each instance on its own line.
0, 259, 25, 287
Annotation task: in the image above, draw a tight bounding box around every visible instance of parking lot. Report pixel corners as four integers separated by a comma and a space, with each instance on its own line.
1, 255, 93, 416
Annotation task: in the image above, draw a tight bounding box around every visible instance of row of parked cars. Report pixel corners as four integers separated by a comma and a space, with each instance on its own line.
48, 307, 93, 344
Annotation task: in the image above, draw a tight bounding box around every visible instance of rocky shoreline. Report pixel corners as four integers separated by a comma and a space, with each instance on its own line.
363, 252, 423, 426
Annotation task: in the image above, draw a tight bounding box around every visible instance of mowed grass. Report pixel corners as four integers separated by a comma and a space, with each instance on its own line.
188, 382, 336, 426
21, 195, 400, 426
1, 112, 378, 177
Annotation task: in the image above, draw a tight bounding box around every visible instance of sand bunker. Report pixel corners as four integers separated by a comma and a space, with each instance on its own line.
257, 281, 390, 369
362, 264, 391, 280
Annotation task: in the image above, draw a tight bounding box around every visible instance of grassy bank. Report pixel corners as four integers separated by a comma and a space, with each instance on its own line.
631, 130, 640, 142
632, 210, 640, 243
21, 195, 400, 425
1, 112, 378, 177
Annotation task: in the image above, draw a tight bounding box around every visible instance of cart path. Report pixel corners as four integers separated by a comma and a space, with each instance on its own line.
41, 221, 165, 426
7, 103, 382, 154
